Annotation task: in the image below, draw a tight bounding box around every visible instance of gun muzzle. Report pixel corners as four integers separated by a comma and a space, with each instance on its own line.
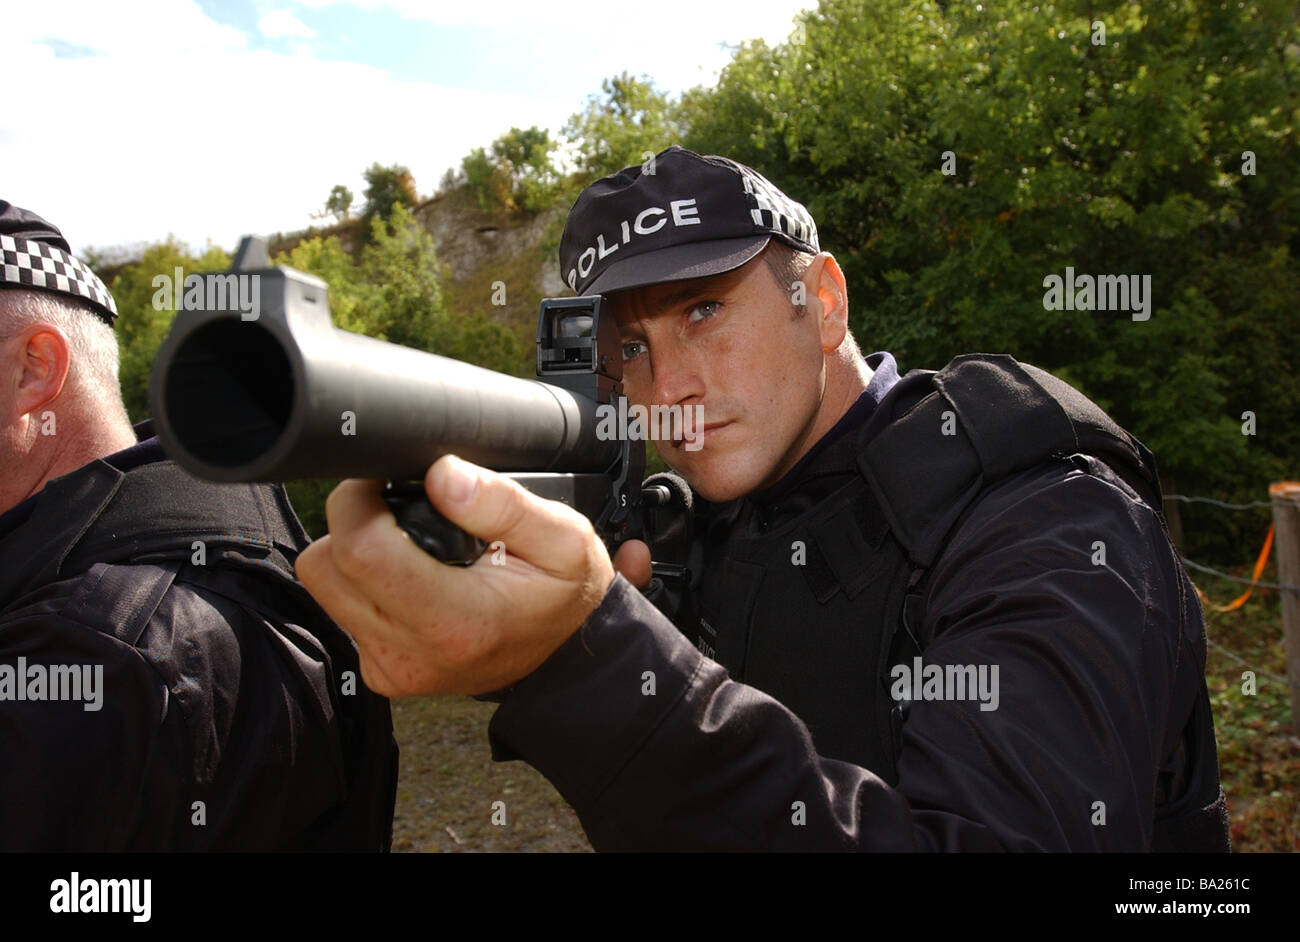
149, 266, 619, 483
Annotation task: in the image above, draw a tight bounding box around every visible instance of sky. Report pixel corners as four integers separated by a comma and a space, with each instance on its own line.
2, 0, 814, 258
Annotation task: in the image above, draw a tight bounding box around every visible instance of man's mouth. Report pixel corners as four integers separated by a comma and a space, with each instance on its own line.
674, 421, 731, 451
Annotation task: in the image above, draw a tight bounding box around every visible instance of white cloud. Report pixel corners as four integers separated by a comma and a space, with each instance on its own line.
2, 1, 577, 253
1, 0, 813, 254
296, 0, 814, 97
6, 0, 247, 57
294, 0, 807, 38
259, 10, 318, 39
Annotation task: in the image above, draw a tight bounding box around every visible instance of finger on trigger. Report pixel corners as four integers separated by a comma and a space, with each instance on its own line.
426, 454, 597, 576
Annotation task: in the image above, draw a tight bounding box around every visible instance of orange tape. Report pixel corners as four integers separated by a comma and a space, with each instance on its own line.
1195, 524, 1275, 613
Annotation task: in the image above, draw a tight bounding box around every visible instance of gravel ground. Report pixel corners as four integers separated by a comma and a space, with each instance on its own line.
389, 695, 591, 853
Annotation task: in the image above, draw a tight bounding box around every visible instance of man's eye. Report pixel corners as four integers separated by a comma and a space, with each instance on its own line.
622, 340, 646, 362
688, 301, 720, 323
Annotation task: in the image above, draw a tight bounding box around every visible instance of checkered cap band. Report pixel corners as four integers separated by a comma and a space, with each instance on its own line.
722, 158, 819, 251
0, 234, 117, 325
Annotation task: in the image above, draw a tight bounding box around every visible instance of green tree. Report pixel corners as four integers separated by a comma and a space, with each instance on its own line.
462, 146, 512, 212
461, 126, 562, 214
564, 72, 687, 180
324, 184, 354, 223
362, 162, 418, 221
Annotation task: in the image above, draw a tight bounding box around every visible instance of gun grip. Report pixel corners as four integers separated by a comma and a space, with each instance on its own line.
381, 480, 487, 565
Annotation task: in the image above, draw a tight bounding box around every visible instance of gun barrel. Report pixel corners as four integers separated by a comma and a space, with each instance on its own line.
149, 268, 619, 483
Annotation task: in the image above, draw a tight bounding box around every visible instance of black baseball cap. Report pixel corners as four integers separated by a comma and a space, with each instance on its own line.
0, 200, 118, 326
559, 146, 819, 296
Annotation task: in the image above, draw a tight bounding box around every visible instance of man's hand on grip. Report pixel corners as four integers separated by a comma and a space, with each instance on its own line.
296, 454, 616, 697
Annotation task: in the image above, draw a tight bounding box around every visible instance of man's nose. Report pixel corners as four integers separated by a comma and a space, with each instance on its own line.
649, 341, 704, 408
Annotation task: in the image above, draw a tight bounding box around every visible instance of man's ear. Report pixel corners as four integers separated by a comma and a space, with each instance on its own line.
11, 325, 71, 418
801, 253, 849, 353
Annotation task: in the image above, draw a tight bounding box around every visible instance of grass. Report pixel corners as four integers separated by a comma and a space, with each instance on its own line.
1201, 589, 1300, 852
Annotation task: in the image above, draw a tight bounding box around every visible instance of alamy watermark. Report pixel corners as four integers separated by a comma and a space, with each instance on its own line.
890, 656, 1000, 712
0, 658, 103, 711
152, 267, 261, 320
1042, 267, 1151, 321
595, 399, 705, 452
50, 872, 150, 922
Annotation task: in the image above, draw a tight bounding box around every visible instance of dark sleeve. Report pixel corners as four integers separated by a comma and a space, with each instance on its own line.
0, 612, 189, 850
488, 461, 1191, 851
0, 570, 376, 851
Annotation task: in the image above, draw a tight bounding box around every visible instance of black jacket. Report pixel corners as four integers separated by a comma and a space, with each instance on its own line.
486, 356, 1228, 851
0, 421, 397, 850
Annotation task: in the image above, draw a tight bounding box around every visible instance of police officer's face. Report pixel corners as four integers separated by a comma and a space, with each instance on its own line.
609, 249, 845, 502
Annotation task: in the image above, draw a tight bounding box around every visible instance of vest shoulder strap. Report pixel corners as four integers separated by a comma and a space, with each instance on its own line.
860, 353, 1163, 568
63, 560, 181, 648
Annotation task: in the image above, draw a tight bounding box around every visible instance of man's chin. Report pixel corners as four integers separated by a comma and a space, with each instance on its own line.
665, 458, 758, 504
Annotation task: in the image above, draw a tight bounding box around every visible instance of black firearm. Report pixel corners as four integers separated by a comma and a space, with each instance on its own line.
149, 237, 692, 572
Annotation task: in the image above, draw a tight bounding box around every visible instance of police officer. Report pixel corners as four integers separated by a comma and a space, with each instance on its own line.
297, 147, 1229, 851
0, 201, 396, 849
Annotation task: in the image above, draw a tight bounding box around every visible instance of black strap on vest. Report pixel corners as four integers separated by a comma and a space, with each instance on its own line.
65, 560, 180, 648
862, 352, 1168, 674
854, 354, 1166, 690
861, 354, 1162, 569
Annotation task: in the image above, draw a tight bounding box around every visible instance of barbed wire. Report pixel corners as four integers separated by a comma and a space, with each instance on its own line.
1164, 489, 1300, 700
1205, 638, 1300, 691
1164, 494, 1275, 511
1180, 556, 1300, 593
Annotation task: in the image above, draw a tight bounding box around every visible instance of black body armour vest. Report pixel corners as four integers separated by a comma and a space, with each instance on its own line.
697, 443, 913, 780
684, 354, 1229, 851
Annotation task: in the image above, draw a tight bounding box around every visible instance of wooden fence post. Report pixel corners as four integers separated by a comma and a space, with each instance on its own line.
1269, 482, 1300, 731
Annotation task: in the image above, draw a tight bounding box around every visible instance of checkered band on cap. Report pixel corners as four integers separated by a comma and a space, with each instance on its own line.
0, 234, 118, 325
720, 158, 819, 252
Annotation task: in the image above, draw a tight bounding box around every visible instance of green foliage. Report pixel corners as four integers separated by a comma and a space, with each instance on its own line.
273, 204, 521, 368
282, 479, 339, 540
454, 73, 685, 222
362, 162, 418, 221
109, 238, 230, 423
1203, 594, 1299, 852
564, 73, 687, 180
680, 0, 1300, 563
440, 222, 550, 381
324, 184, 354, 223
677, 40, 788, 164
462, 147, 506, 210
461, 126, 562, 214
